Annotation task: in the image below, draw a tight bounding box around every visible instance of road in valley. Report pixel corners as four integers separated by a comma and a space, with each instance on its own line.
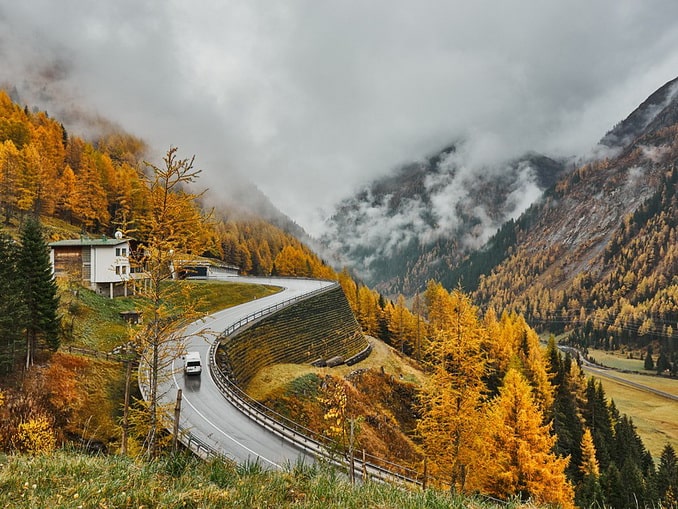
153, 275, 334, 468
559, 345, 678, 402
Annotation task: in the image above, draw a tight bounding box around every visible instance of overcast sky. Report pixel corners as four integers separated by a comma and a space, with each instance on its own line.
1, 1, 678, 235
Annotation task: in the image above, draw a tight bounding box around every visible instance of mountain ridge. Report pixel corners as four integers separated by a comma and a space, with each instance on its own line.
462, 76, 678, 349
320, 137, 569, 296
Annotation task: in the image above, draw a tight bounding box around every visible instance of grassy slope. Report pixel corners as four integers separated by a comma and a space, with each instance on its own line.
247, 338, 425, 400
0, 450, 509, 509
63, 280, 281, 352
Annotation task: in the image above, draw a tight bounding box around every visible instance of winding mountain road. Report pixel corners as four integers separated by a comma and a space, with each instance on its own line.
152, 275, 334, 467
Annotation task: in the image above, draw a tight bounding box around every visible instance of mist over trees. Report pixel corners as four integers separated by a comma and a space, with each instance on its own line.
1, 88, 677, 507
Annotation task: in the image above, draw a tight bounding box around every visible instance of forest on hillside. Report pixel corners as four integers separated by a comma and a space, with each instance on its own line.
0, 90, 334, 280
2, 90, 678, 508
472, 159, 678, 362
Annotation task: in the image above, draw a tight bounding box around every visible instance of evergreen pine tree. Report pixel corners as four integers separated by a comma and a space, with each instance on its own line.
656, 444, 678, 507
0, 232, 27, 372
602, 463, 624, 509
613, 415, 654, 477
644, 349, 655, 370
656, 350, 671, 374
18, 217, 60, 367
582, 379, 615, 471
547, 341, 585, 482
618, 458, 649, 508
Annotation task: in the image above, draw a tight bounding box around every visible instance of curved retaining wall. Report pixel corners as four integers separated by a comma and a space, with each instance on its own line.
216, 284, 368, 387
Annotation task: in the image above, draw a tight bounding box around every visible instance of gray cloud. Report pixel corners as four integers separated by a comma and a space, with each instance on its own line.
2, 1, 678, 236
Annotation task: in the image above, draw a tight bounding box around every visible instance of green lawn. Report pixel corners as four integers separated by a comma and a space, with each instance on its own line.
61, 280, 281, 352
586, 348, 649, 372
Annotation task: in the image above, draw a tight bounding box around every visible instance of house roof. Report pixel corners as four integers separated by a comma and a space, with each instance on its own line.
49, 237, 130, 247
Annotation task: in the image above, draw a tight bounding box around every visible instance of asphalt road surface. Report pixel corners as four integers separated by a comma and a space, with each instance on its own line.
155, 275, 334, 468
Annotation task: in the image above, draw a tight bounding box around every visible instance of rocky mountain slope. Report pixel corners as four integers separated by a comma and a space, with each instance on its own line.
322, 75, 678, 351
467, 76, 678, 348
320, 144, 568, 295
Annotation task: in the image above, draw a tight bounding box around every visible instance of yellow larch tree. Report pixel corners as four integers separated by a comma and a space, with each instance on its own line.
319, 377, 348, 445
482, 307, 514, 394
338, 268, 358, 311
0, 140, 21, 223
110, 161, 146, 234
480, 368, 574, 508
417, 288, 487, 493
579, 427, 600, 478
29, 119, 65, 215
71, 146, 110, 230
424, 280, 454, 332
388, 294, 413, 353
15, 144, 38, 214
501, 311, 554, 411
54, 164, 76, 221
273, 244, 308, 276
356, 285, 379, 336
257, 239, 273, 275
131, 146, 211, 458
574, 427, 604, 508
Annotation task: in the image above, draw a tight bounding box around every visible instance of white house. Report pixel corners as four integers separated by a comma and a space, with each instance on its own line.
49, 232, 138, 298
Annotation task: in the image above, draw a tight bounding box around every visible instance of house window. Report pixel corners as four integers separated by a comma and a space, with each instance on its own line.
122, 248, 127, 257
122, 266, 127, 275
116, 248, 120, 256
115, 266, 121, 275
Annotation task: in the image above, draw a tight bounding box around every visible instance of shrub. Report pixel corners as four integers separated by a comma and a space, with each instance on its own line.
13, 416, 56, 455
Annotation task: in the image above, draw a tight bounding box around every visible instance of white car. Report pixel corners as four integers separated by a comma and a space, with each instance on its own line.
183, 351, 202, 376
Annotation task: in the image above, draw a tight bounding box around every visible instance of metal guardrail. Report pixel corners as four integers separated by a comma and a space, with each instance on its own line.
208, 283, 423, 486
137, 280, 342, 466
209, 345, 421, 485
137, 278, 422, 485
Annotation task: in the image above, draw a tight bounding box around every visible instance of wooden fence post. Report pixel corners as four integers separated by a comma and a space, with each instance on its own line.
422, 457, 428, 490
121, 360, 132, 455
173, 389, 183, 452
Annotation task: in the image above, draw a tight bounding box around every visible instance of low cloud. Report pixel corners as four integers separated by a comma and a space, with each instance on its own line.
321, 139, 552, 282
1, 2, 678, 237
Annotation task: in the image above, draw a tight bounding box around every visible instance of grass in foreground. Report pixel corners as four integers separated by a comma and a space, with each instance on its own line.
0, 450, 511, 509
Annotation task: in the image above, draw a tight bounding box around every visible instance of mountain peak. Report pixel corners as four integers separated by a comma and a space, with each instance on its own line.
600, 76, 678, 149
